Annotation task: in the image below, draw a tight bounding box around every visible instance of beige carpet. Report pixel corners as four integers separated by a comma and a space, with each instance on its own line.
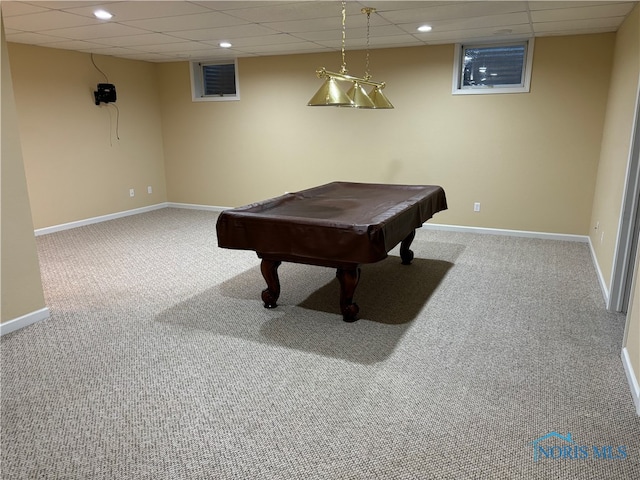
2, 207, 639, 479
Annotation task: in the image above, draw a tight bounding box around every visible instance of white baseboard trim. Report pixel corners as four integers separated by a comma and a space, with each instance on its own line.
587, 236, 610, 307
1, 307, 50, 336
34, 203, 169, 236
420, 223, 611, 306
34, 205, 591, 242
621, 347, 640, 416
167, 202, 226, 212
420, 223, 589, 243
32, 205, 608, 304
27, 207, 617, 340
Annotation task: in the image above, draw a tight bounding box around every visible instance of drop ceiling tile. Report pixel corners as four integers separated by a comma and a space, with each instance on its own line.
117, 52, 178, 62
378, 1, 529, 24
264, 13, 384, 34
90, 33, 188, 47
202, 33, 302, 47
294, 24, 406, 42
2, 0, 636, 63
43, 39, 112, 51
63, 1, 212, 21
169, 23, 281, 41
0, 1, 50, 16
363, 1, 452, 11
289, 28, 340, 42
78, 46, 140, 56
190, 0, 291, 11
527, 1, 630, 11
316, 35, 421, 51
534, 26, 622, 37
419, 23, 533, 42
367, 33, 424, 47
127, 41, 214, 53
27, 1, 108, 8
175, 49, 244, 61
397, 11, 531, 34
221, 1, 359, 23
251, 46, 326, 57
533, 16, 626, 33
42, 22, 152, 40
5, 31, 70, 44
531, 3, 636, 23
4, 9, 98, 31
235, 41, 327, 54
121, 10, 250, 32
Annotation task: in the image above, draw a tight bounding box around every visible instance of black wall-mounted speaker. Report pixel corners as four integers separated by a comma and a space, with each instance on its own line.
94, 83, 117, 105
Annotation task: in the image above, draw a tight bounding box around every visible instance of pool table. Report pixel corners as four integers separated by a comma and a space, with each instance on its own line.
216, 182, 447, 321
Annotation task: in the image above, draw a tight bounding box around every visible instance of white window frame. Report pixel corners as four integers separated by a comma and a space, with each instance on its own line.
190, 59, 240, 102
452, 38, 534, 95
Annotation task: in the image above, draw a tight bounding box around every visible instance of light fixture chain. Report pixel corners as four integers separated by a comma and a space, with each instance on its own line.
340, 1, 347, 74
365, 9, 371, 80
307, 3, 392, 108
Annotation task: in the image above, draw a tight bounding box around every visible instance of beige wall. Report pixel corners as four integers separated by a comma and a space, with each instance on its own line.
1, 17, 46, 323
586, 4, 639, 396
598, 4, 640, 398
158, 34, 614, 235
626, 243, 640, 402
7, 43, 168, 230
590, 6, 640, 292
7, 33, 615, 236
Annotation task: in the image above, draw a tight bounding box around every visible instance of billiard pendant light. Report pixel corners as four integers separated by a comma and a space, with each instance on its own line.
345, 82, 375, 108
307, 2, 393, 109
350, 7, 393, 109
368, 86, 394, 109
308, 76, 354, 106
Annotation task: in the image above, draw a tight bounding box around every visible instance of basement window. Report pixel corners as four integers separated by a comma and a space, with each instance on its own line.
452, 39, 534, 95
190, 60, 240, 102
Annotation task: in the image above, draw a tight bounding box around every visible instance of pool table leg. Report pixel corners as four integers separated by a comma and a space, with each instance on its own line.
400, 229, 416, 265
336, 266, 361, 322
260, 259, 281, 309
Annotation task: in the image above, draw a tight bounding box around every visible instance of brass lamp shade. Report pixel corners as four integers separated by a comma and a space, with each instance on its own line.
369, 87, 394, 109
308, 3, 392, 110
308, 77, 354, 106
345, 82, 375, 108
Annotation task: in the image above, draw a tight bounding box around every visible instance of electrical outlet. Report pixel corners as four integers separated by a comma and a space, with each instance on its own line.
129, 188, 135, 197
474, 202, 481, 212
147, 186, 153, 194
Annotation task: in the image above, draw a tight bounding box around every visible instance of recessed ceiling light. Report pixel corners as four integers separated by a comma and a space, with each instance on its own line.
219, 42, 232, 48
93, 9, 113, 20
417, 25, 432, 33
